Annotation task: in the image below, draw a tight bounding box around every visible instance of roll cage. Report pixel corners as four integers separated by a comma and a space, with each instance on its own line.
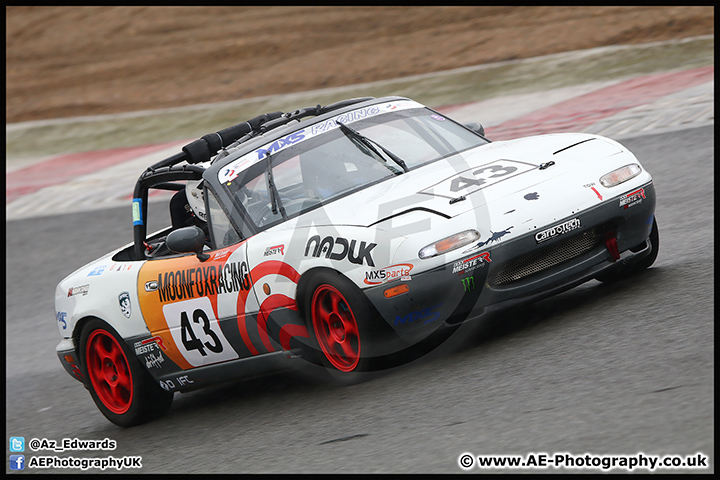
128, 97, 377, 261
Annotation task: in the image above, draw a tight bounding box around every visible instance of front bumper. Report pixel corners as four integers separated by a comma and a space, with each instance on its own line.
364, 181, 656, 344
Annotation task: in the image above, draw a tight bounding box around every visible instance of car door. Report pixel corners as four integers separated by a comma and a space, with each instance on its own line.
136, 241, 261, 371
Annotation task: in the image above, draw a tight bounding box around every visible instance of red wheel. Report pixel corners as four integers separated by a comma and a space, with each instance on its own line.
311, 284, 361, 372
85, 329, 133, 414
302, 270, 407, 382
79, 319, 173, 427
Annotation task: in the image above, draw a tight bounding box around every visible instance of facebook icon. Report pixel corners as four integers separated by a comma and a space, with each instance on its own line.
10, 454, 25, 470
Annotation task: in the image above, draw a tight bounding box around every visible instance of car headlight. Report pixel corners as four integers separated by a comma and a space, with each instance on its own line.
418, 229, 480, 259
599, 164, 642, 188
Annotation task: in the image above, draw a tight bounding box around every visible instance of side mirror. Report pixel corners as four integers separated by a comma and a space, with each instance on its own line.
464, 121, 485, 137
166, 226, 209, 261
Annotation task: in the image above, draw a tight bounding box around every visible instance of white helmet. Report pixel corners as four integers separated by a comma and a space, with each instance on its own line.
185, 179, 207, 222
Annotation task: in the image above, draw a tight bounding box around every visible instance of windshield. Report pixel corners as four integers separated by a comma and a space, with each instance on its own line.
220, 105, 488, 232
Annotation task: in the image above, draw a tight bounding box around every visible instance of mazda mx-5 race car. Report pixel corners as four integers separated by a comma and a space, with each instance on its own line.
55, 96, 658, 426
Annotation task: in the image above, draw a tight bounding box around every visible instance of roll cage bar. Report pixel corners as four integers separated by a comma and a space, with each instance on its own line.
131, 97, 376, 260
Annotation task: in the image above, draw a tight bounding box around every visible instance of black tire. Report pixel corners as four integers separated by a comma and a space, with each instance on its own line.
79, 319, 173, 427
596, 217, 659, 283
303, 270, 399, 382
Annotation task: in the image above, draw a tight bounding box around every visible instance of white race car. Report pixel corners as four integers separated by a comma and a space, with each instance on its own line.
55, 96, 658, 426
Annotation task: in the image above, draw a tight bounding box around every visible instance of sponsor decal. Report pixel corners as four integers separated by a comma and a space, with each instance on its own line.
255, 130, 306, 160
219, 102, 421, 184
118, 291, 131, 318
132, 198, 143, 226
134, 336, 167, 355
109, 263, 133, 272
145, 351, 165, 369
56, 311, 67, 330
310, 106, 381, 135
394, 303, 443, 326
535, 218, 581, 243
161, 375, 195, 391
430, 114, 445, 121
264, 244, 285, 256
155, 261, 252, 303
461, 276, 476, 293
213, 248, 232, 261
144, 336, 167, 350
87, 265, 106, 277
305, 235, 377, 266
524, 192, 539, 200
476, 226, 514, 248
619, 188, 645, 209
68, 284, 89, 297
452, 252, 491, 275
364, 263, 413, 285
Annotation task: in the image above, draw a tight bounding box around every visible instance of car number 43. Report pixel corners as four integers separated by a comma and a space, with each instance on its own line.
421, 159, 537, 198
162, 297, 239, 367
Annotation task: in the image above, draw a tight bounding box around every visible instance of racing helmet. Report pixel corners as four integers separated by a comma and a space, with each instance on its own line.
185, 179, 207, 222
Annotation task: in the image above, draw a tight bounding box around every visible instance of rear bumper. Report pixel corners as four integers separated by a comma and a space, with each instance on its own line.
56, 339, 84, 383
364, 181, 656, 343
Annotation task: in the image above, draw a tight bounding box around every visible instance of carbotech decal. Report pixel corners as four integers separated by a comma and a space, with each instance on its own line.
535, 218, 581, 243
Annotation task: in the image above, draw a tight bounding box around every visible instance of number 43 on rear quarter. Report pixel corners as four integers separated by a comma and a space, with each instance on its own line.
54, 96, 658, 426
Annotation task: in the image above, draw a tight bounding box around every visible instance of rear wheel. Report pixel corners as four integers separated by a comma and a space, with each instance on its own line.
79, 319, 173, 427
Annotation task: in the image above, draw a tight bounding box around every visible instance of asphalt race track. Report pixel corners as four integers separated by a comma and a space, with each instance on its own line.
5, 123, 713, 473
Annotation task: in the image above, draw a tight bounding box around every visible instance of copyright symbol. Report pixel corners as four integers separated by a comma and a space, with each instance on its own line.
29, 438, 41, 451
459, 453, 474, 469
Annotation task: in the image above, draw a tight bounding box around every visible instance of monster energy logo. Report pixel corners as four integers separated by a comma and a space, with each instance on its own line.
461, 276, 475, 293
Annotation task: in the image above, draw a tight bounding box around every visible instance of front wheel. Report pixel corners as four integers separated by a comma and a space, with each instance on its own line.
79, 319, 173, 427
304, 271, 399, 382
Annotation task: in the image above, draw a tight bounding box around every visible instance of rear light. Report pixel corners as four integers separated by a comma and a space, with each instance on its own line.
600, 164, 641, 188
418, 229, 480, 259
